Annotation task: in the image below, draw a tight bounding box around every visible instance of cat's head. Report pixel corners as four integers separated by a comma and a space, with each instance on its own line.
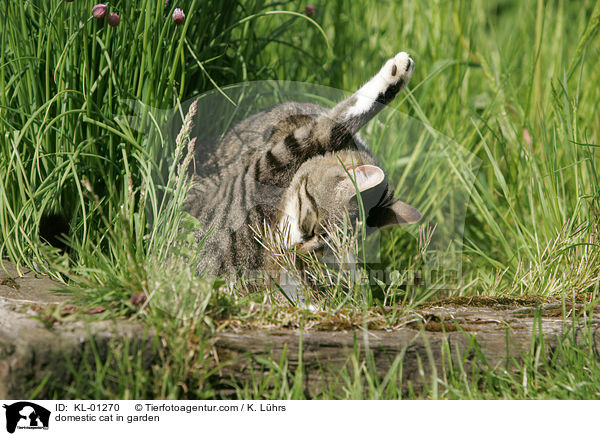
278, 151, 421, 254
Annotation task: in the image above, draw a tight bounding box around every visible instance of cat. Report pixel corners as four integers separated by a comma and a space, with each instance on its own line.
184, 51, 421, 296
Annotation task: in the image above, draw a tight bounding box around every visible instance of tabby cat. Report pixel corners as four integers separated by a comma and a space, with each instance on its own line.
185, 51, 421, 292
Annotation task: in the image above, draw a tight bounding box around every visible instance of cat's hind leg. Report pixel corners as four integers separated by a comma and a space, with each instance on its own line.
345, 52, 414, 119
314, 52, 414, 146
248, 53, 414, 187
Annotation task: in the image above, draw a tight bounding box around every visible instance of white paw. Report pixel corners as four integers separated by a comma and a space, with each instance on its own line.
346, 51, 414, 118
381, 52, 414, 86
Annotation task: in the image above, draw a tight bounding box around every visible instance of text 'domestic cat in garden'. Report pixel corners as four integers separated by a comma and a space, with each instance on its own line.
184, 51, 421, 299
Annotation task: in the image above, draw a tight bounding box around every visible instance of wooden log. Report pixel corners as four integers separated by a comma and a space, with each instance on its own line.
211, 302, 600, 397
0, 260, 155, 399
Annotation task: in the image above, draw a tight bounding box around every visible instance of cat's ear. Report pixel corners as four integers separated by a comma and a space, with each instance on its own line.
343, 165, 385, 193
339, 165, 421, 226
366, 199, 422, 228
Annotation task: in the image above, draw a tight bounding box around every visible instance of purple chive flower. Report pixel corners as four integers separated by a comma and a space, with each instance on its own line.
107, 12, 120, 27
129, 291, 147, 307
92, 4, 108, 19
173, 8, 185, 25
305, 5, 315, 17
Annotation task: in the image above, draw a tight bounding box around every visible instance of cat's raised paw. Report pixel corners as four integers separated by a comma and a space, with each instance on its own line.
344, 51, 414, 118
382, 52, 414, 86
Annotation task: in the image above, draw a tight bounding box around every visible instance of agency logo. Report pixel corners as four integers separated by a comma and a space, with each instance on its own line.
2, 402, 50, 434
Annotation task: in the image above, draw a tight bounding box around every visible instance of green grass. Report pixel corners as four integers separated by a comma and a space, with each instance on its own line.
35, 306, 600, 400
1, 0, 600, 399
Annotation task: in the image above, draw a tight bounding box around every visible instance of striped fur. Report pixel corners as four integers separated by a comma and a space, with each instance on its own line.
184, 52, 420, 280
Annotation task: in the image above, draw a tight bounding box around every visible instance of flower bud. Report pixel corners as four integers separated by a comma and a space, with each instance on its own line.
92, 4, 107, 19
173, 8, 185, 25
107, 12, 120, 27
305, 5, 315, 17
